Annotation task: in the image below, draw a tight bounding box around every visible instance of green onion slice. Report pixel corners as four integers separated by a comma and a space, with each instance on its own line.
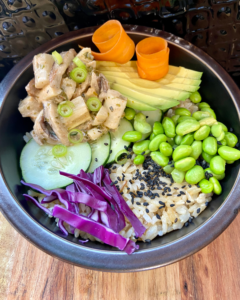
70, 67, 88, 83
73, 57, 86, 69
57, 101, 74, 117
115, 150, 128, 165
52, 51, 63, 65
52, 144, 67, 157
86, 97, 102, 112
68, 129, 84, 144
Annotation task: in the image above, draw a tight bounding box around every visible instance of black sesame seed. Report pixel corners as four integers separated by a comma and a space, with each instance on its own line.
109, 150, 112, 154
117, 176, 121, 181
235, 142, 240, 148
146, 208, 149, 213
181, 185, 186, 188
104, 143, 108, 146
197, 184, 200, 188
124, 145, 128, 150
167, 193, 172, 196
186, 200, 191, 203
229, 127, 233, 132
205, 201, 209, 206
177, 194, 181, 197
185, 222, 189, 227
110, 182, 114, 186
170, 204, 175, 207
188, 184, 192, 187
143, 202, 149, 206
197, 208, 201, 213
131, 198, 134, 204
146, 116, 149, 118
171, 164, 174, 167
209, 133, 213, 137
159, 206, 165, 209
141, 151, 145, 155
95, 158, 98, 162
174, 218, 178, 223
136, 202, 141, 205
188, 217, 192, 223
174, 187, 179, 190
113, 166, 117, 170
217, 141, 222, 145
156, 214, 161, 219
145, 239, 151, 243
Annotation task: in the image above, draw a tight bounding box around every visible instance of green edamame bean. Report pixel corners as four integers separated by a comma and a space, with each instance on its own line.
175, 135, 183, 145
226, 160, 234, 164
133, 154, 145, 165
185, 165, 205, 184
162, 117, 176, 138
163, 164, 174, 174
124, 108, 135, 120
199, 117, 217, 126
180, 133, 194, 145
211, 124, 223, 138
203, 137, 217, 156
198, 102, 210, 109
134, 113, 151, 134
190, 91, 202, 103
150, 133, 156, 141
177, 116, 195, 123
201, 107, 216, 119
150, 151, 169, 167
192, 111, 211, 121
194, 125, 210, 141
175, 108, 191, 117
205, 168, 225, 181
175, 157, 196, 172
171, 169, 185, 184
209, 177, 222, 195
225, 132, 238, 147
133, 140, 150, 155
149, 134, 167, 151
122, 131, 142, 142
171, 115, 180, 125
153, 122, 164, 135
167, 137, 175, 146
217, 122, 228, 132
176, 119, 200, 136
191, 141, 202, 160
160, 142, 173, 157
220, 138, 227, 146
210, 155, 225, 175
199, 179, 213, 194
218, 146, 240, 161
216, 131, 225, 141
172, 145, 192, 161
202, 151, 214, 163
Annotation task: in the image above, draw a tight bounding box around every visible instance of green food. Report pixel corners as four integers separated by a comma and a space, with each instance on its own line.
159, 142, 173, 157
211, 124, 223, 138
150, 133, 156, 140
190, 91, 202, 103
209, 156, 225, 175
72, 57, 86, 69
70, 67, 88, 83
162, 117, 176, 138
20, 139, 91, 190
198, 102, 210, 109
202, 137, 217, 156
57, 101, 74, 117
124, 108, 136, 120
149, 134, 167, 151
172, 145, 192, 162
115, 150, 128, 165
171, 115, 180, 125
192, 111, 211, 121
52, 144, 68, 157
199, 179, 213, 194
174, 157, 196, 172
201, 107, 216, 119
202, 151, 214, 163
180, 133, 194, 145
153, 122, 164, 135
216, 131, 225, 141
174, 107, 191, 116
209, 177, 222, 195
194, 125, 210, 141
126, 95, 157, 111
199, 117, 217, 126
175, 135, 183, 145
134, 154, 145, 165
171, 169, 185, 183
122, 131, 142, 142
150, 151, 169, 167
185, 165, 205, 185
134, 112, 152, 134
225, 132, 238, 148
138, 110, 162, 140
190, 141, 202, 160
167, 137, 175, 146
133, 140, 150, 155
163, 165, 174, 174
52, 50, 63, 65
86, 97, 102, 112
218, 146, 240, 161
217, 122, 228, 132
68, 129, 83, 144
176, 119, 200, 136
205, 168, 225, 181
177, 116, 195, 123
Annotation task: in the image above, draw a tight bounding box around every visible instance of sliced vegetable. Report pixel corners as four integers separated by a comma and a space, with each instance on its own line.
52, 50, 63, 65
86, 97, 102, 112
52, 144, 68, 157
70, 67, 88, 83
57, 101, 74, 117
73, 57, 86, 69
68, 129, 84, 144
115, 150, 128, 164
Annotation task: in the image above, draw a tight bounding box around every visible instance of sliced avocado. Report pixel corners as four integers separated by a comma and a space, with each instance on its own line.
163, 74, 201, 86
168, 66, 203, 80
111, 83, 179, 108
162, 83, 199, 92
126, 96, 157, 111
100, 70, 139, 79
107, 76, 190, 101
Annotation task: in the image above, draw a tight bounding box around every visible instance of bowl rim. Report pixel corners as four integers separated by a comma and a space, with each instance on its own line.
0, 24, 240, 272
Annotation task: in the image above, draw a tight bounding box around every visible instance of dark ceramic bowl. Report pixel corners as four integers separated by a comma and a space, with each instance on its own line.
0, 25, 240, 272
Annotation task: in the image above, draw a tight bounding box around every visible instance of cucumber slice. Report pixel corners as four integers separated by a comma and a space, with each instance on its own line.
107, 118, 133, 164
88, 133, 111, 173
20, 139, 91, 190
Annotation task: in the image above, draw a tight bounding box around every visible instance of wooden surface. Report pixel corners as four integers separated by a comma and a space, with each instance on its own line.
0, 212, 240, 300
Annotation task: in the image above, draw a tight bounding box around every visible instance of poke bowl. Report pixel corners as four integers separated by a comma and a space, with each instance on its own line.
0, 24, 240, 272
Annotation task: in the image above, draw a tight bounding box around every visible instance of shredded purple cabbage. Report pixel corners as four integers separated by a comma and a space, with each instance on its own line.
52, 205, 139, 254
23, 194, 52, 216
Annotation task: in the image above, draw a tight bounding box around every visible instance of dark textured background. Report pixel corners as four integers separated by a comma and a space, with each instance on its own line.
0, 0, 239, 85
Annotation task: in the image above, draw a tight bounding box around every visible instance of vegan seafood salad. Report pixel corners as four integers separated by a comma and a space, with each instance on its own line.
19, 20, 240, 254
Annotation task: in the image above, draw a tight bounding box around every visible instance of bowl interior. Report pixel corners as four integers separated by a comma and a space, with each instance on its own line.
0, 32, 239, 253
